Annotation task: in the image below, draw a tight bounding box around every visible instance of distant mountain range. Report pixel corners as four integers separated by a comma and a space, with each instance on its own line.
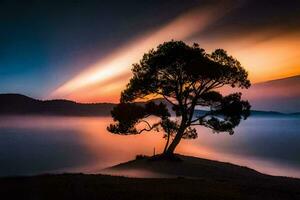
241, 75, 300, 113
0, 94, 115, 116
0, 93, 299, 117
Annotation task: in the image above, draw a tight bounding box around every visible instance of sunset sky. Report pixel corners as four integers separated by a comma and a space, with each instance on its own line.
1, 0, 300, 103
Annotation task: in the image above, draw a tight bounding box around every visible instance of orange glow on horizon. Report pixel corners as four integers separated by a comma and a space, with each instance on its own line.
194, 31, 300, 83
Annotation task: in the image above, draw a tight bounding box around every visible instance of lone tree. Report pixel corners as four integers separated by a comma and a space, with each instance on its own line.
108, 41, 251, 156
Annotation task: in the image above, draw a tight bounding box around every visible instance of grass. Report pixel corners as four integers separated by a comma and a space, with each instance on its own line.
1, 154, 300, 200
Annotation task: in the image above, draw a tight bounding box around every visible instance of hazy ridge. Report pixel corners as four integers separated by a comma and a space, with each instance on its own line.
0, 93, 299, 116
0, 93, 114, 116
242, 75, 300, 113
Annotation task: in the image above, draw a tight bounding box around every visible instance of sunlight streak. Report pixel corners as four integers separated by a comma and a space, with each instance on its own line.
50, 4, 233, 102
194, 31, 300, 83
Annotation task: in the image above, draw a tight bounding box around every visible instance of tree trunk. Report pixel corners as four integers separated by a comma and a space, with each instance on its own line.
165, 115, 188, 155
165, 127, 185, 155
163, 132, 171, 153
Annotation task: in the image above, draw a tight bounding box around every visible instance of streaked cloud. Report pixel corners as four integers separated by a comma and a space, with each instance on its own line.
51, 3, 234, 102
50, 0, 300, 103
194, 31, 300, 83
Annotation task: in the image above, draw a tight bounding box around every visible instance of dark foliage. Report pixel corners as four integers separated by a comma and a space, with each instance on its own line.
108, 102, 170, 134
108, 40, 251, 154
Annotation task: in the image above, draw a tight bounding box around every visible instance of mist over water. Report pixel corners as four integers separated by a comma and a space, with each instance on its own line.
0, 116, 299, 178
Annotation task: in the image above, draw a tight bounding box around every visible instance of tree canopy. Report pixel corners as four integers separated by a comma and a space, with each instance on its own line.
107, 40, 251, 156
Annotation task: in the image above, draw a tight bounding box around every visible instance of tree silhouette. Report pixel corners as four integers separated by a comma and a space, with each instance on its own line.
107, 40, 251, 156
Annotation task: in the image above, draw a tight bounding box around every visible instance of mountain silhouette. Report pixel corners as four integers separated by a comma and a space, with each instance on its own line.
0, 94, 115, 116
0, 93, 299, 116
243, 75, 300, 113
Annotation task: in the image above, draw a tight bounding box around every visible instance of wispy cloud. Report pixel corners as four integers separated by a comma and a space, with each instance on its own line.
193, 30, 300, 83
50, 3, 235, 102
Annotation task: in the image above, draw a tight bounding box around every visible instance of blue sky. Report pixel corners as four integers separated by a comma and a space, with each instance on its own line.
1, 0, 300, 99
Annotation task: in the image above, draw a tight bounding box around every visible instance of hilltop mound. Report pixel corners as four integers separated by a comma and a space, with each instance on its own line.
104, 154, 265, 179
1, 154, 300, 200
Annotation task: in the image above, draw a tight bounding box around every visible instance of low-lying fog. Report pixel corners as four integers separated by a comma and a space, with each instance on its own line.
0, 115, 299, 178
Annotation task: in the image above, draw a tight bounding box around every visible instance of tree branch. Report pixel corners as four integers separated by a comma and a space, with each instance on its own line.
136, 122, 160, 134
189, 111, 214, 124
139, 119, 152, 129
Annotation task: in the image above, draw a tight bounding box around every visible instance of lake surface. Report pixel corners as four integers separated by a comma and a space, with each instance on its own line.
0, 116, 300, 178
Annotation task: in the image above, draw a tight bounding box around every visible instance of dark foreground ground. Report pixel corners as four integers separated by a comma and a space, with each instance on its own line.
1, 155, 300, 200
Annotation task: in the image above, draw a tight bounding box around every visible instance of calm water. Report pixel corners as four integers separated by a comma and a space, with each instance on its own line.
0, 116, 299, 178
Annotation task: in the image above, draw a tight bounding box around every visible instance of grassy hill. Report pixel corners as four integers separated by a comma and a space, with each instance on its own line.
1, 154, 299, 200
105, 154, 265, 179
